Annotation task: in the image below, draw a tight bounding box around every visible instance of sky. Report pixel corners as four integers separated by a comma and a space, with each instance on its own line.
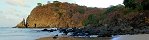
0, 0, 124, 27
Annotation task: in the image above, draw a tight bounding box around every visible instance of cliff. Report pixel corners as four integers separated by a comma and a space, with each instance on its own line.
16, 1, 104, 28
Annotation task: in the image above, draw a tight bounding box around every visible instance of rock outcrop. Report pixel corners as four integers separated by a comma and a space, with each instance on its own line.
16, 1, 103, 28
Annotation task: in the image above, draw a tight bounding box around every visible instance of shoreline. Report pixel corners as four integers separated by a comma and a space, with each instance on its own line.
36, 34, 149, 40
36, 37, 112, 40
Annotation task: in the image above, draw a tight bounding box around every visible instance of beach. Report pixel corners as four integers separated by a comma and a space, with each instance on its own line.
37, 34, 149, 40
37, 37, 111, 40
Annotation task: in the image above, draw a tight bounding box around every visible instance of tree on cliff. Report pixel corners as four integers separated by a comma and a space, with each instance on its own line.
37, 3, 42, 6
141, 0, 149, 10
123, 0, 137, 9
123, 0, 143, 10
123, 0, 149, 10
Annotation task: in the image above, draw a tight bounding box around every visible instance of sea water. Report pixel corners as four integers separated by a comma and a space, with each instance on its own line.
0, 27, 59, 40
1, 27, 149, 40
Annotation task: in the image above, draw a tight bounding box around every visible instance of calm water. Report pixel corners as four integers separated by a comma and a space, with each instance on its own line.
0, 27, 60, 40
1, 27, 149, 40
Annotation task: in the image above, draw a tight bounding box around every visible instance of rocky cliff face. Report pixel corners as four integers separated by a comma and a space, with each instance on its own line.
16, 1, 103, 28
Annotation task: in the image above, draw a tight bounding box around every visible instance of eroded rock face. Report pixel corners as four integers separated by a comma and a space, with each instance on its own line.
16, 1, 103, 28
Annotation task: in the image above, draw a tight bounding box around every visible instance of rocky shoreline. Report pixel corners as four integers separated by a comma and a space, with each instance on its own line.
36, 26, 149, 38
36, 27, 149, 40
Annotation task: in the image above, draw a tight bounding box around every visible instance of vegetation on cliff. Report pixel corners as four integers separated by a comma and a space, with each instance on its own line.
84, 0, 149, 35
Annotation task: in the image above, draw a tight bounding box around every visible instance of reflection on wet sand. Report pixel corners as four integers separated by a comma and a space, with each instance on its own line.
113, 34, 149, 40
37, 34, 149, 40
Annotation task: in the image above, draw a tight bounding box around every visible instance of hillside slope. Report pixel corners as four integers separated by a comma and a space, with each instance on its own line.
16, 1, 104, 28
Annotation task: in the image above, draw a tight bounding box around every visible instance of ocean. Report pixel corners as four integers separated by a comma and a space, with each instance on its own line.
0, 27, 59, 40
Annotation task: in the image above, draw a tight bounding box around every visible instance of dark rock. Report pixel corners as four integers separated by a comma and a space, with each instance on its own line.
41, 29, 57, 32
59, 28, 69, 35
49, 29, 57, 32
67, 28, 75, 32
53, 34, 58, 39
59, 28, 67, 33
97, 34, 112, 37
41, 29, 49, 31
12, 27, 17, 28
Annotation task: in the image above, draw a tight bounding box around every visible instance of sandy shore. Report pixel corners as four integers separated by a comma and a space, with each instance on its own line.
36, 37, 112, 40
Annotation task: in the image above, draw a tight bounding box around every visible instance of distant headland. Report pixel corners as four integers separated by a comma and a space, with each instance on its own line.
16, 1, 104, 28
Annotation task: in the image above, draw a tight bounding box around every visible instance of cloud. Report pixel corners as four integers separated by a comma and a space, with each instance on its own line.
0, 10, 20, 26
5, 0, 30, 7
4, 8, 19, 16
0, 11, 3, 13
0, 9, 22, 27
0, 15, 21, 27
75, 0, 124, 8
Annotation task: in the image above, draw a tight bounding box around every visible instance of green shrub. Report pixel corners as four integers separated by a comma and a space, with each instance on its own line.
83, 14, 99, 26
37, 3, 42, 6
99, 5, 118, 21
123, 8, 133, 15
141, 0, 149, 10
104, 6, 117, 14
123, 0, 136, 9
123, 0, 149, 10
83, 20, 89, 26
136, 3, 143, 10
102, 5, 124, 14
78, 9, 85, 14
98, 5, 125, 24
77, 7, 85, 14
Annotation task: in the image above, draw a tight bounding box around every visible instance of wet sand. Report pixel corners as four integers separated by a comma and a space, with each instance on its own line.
37, 37, 112, 40
37, 34, 149, 40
